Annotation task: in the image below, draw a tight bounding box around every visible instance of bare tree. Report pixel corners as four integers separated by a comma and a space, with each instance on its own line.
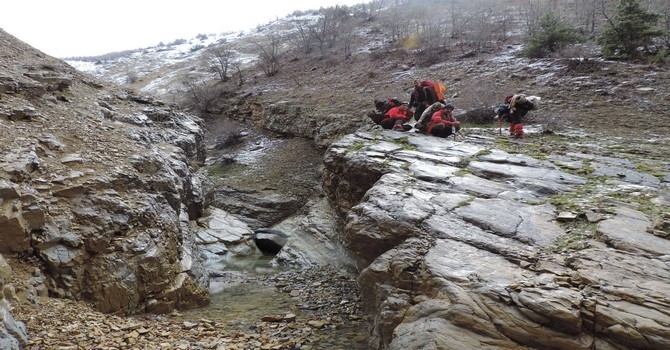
233, 65, 243, 88
307, 6, 350, 57
182, 80, 217, 113
573, 0, 600, 33
206, 45, 237, 82
522, 0, 549, 35
341, 16, 356, 58
288, 20, 315, 54
451, 3, 498, 54
380, 12, 405, 43
255, 33, 283, 76
309, 16, 329, 57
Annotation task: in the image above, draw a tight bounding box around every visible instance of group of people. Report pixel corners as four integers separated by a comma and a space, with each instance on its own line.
368, 79, 461, 138
368, 79, 540, 140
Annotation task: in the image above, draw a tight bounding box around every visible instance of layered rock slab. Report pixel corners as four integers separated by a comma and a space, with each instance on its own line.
323, 130, 670, 350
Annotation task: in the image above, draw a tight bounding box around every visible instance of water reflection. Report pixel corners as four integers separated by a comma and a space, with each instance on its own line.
175, 255, 368, 349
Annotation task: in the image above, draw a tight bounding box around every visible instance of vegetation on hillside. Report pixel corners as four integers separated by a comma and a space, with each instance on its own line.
177, 0, 669, 114
597, 0, 669, 60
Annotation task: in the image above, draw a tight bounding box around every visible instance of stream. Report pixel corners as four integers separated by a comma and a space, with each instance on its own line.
173, 254, 369, 349
184, 117, 369, 349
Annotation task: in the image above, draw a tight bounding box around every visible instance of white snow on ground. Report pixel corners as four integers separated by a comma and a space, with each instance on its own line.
65, 29, 259, 95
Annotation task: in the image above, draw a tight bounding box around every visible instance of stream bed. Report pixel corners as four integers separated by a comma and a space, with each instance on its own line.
174, 255, 369, 349
193, 118, 368, 348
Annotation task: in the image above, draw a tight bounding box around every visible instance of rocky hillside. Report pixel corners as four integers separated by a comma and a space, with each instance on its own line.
0, 29, 213, 346
67, 4, 670, 156
0, 27, 366, 349
2, 1, 670, 349
70, 7, 670, 349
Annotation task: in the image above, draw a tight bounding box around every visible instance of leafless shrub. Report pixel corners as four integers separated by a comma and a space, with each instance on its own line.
305, 5, 352, 58
561, 58, 604, 74
206, 45, 238, 82
286, 20, 315, 54
255, 33, 283, 76
181, 80, 220, 114
65, 49, 139, 61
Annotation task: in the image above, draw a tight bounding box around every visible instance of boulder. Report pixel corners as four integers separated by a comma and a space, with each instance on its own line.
253, 228, 288, 255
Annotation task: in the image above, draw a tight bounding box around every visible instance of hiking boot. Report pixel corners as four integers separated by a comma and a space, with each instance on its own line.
392, 123, 405, 131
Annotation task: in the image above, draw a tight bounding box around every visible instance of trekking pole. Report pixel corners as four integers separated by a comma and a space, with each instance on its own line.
498, 117, 502, 135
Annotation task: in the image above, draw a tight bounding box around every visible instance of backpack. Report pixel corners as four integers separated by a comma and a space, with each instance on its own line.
374, 97, 404, 114
419, 80, 446, 102
434, 82, 446, 102
388, 97, 402, 108
510, 94, 539, 111
526, 96, 541, 109
494, 104, 510, 116
419, 80, 435, 88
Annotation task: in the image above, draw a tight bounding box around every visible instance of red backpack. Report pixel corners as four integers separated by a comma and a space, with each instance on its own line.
420, 80, 446, 102
419, 80, 434, 88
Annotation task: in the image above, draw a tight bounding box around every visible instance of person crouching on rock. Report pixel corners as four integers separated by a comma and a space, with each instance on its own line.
380, 102, 414, 131
426, 104, 460, 137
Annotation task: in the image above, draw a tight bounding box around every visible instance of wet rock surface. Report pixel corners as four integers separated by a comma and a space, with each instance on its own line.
322, 128, 669, 349
3, 6, 670, 349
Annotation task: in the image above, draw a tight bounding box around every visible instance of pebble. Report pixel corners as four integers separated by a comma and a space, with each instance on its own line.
13, 266, 368, 349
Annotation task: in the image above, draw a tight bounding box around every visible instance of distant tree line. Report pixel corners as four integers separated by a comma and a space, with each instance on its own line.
183, 0, 668, 113
245, 0, 669, 75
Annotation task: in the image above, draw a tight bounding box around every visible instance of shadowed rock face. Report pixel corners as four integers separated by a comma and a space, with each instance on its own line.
253, 229, 289, 255
323, 129, 670, 350
0, 30, 209, 316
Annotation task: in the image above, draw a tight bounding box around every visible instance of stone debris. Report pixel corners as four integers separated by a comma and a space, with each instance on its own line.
11, 265, 368, 349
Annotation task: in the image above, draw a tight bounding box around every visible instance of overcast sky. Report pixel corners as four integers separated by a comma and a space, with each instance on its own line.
1, 0, 368, 58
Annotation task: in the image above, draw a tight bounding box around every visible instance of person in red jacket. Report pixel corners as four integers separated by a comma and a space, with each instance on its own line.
408, 80, 438, 121
380, 102, 414, 131
426, 104, 460, 137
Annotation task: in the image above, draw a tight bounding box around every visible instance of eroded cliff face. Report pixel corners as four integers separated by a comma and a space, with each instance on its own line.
0, 30, 209, 317
323, 128, 670, 350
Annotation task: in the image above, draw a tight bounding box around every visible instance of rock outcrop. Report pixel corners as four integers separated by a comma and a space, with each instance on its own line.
0, 255, 28, 349
0, 30, 210, 316
323, 128, 670, 349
